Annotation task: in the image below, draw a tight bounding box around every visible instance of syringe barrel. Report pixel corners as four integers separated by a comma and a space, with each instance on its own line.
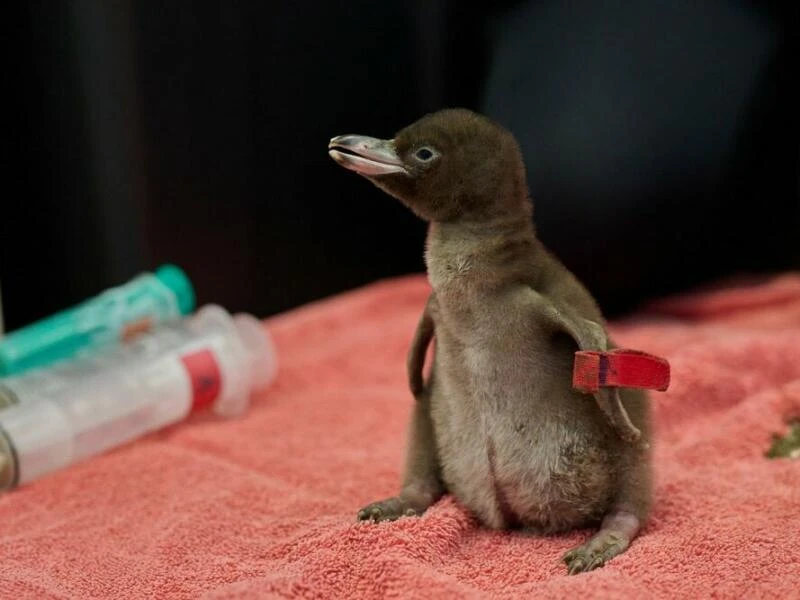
0, 264, 196, 376
0, 305, 276, 491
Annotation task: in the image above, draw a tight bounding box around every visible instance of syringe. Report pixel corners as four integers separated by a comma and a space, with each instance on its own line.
0, 264, 196, 376
0, 304, 277, 492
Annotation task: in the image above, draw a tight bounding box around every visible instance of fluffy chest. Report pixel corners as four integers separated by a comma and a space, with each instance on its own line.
425, 246, 476, 290
427, 307, 613, 530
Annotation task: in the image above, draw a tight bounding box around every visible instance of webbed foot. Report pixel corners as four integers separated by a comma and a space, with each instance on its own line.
563, 530, 630, 574
562, 510, 641, 574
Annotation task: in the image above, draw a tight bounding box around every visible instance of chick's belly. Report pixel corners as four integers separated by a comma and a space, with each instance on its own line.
429, 351, 615, 531
486, 415, 616, 532
434, 410, 615, 531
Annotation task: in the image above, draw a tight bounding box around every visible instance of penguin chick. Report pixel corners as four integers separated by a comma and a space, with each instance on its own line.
328, 108, 653, 575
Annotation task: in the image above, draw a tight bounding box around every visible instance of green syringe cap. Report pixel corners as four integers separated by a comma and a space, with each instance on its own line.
155, 264, 196, 315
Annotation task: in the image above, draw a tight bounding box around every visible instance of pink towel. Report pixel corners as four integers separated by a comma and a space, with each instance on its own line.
1, 273, 799, 599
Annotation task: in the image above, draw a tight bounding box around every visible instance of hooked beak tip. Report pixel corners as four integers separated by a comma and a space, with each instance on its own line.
328, 135, 346, 149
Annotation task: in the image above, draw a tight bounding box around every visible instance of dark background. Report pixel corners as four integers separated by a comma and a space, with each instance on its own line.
5, 1, 799, 331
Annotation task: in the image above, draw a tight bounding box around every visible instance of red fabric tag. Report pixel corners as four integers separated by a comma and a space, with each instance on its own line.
180, 349, 223, 411
573, 349, 670, 393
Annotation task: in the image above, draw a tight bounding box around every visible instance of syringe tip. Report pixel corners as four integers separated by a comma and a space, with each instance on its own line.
233, 313, 278, 392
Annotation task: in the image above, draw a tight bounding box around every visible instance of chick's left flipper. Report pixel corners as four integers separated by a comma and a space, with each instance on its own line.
526, 287, 641, 443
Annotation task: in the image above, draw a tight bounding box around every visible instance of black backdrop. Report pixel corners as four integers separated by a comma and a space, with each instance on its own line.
5, 1, 798, 331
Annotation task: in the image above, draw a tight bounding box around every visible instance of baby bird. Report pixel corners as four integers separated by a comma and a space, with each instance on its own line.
328, 109, 652, 574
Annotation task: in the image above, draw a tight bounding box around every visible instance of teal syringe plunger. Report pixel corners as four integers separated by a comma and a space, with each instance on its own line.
0, 264, 195, 376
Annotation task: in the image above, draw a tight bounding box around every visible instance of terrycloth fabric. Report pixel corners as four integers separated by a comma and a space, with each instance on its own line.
1, 273, 799, 599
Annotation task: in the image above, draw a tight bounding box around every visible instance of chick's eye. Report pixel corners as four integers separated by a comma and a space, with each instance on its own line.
415, 147, 435, 161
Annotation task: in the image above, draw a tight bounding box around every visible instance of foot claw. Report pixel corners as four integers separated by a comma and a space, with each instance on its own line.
566, 557, 586, 575
563, 531, 630, 575
357, 496, 423, 523
357, 506, 384, 522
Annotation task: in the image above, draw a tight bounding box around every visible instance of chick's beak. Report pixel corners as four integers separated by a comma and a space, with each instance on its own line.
328, 135, 407, 176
